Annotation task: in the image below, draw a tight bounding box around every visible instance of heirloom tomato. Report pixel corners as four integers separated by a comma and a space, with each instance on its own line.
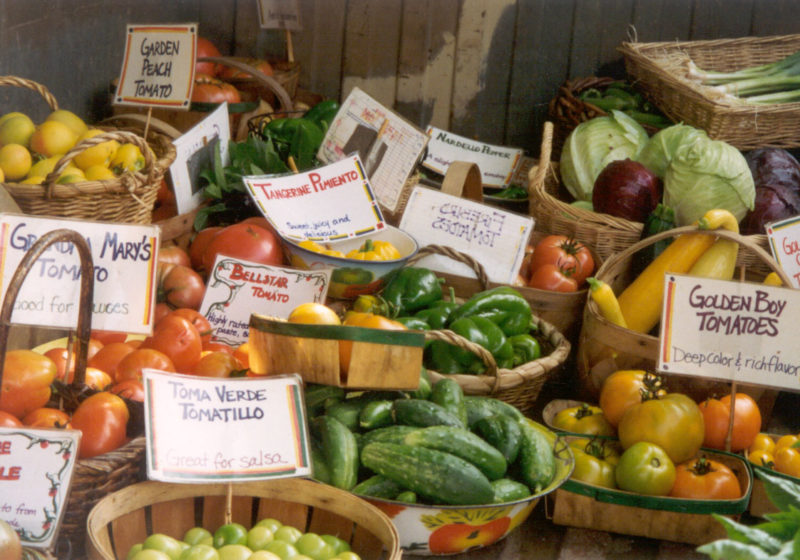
160, 264, 206, 310
599, 369, 665, 428
141, 314, 202, 373
553, 403, 615, 436
617, 392, 705, 464
23, 407, 71, 429
527, 263, 579, 292
568, 438, 618, 488
669, 457, 741, 500
0, 349, 57, 419
157, 245, 191, 268
71, 392, 129, 458
774, 446, 800, 478
110, 379, 145, 403
115, 348, 176, 382
0, 411, 22, 427
747, 449, 774, 468
0, 519, 22, 560
189, 226, 223, 271
287, 302, 341, 325
195, 37, 222, 76
529, 235, 594, 285
615, 441, 676, 496
192, 351, 245, 378
775, 434, 799, 453
170, 308, 214, 345
749, 433, 775, 455
700, 393, 762, 452
201, 222, 282, 274
90, 329, 128, 345
192, 74, 241, 104
88, 342, 136, 379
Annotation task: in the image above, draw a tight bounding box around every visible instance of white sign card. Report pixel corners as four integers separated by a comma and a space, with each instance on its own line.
317, 87, 429, 214
257, 0, 302, 30
658, 274, 800, 391
199, 255, 331, 347
399, 186, 533, 284
114, 23, 196, 109
766, 215, 800, 289
143, 370, 311, 482
169, 103, 231, 214
0, 214, 160, 334
0, 427, 81, 549
244, 155, 385, 241
422, 126, 524, 188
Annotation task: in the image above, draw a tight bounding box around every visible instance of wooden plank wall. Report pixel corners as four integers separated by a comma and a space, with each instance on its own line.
1, 0, 799, 159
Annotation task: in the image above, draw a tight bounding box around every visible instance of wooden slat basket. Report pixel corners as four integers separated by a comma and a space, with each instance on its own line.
86, 479, 401, 560
619, 34, 800, 150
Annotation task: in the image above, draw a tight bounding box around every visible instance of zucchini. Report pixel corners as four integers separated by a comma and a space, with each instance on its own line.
474, 413, 523, 464
311, 415, 359, 491
392, 398, 463, 428
361, 442, 495, 505
464, 396, 525, 429
352, 474, 404, 499
515, 419, 555, 493
491, 478, 531, 503
403, 425, 507, 480
358, 425, 419, 450
359, 400, 395, 430
430, 378, 468, 428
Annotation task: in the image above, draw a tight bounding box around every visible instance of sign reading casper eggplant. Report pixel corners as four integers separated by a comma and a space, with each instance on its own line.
198, 255, 331, 347
399, 186, 533, 284
143, 370, 311, 483
0, 427, 81, 550
243, 155, 385, 242
658, 274, 800, 390
766, 215, 800, 289
0, 214, 159, 334
422, 126, 523, 188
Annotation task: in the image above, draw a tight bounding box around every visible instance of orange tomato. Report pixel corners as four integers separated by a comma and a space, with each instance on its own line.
88, 342, 136, 379
84, 367, 113, 391
669, 457, 742, 500
338, 312, 406, 375
140, 313, 202, 373
0, 350, 57, 419
170, 308, 213, 345
90, 330, 128, 345
71, 392, 129, 459
110, 379, 145, 403
599, 370, 665, 428
700, 393, 762, 452
115, 348, 176, 382
23, 407, 72, 429
233, 342, 250, 369
287, 302, 341, 325
0, 411, 22, 427
749, 433, 776, 455
192, 351, 245, 378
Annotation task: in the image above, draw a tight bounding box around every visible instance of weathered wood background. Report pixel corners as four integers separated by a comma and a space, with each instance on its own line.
2, 0, 800, 158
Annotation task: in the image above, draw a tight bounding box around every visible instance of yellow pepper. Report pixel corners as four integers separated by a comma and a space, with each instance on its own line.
345, 239, 402, 261
586, 277, 627, 329
299, 240, 346, 258
763, 272, 783, 286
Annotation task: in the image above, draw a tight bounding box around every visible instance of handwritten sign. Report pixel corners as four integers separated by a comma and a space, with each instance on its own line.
199, 255, 331, 347
169, 103, 231, 214
257, 0, 302, 30
0, 214, 159, 334
766, 215, 800, 288
0, 427, 80, 549
422, 126, 523, 188
244, 155, 385, 241
399, 186, 533, 284
114, 24, 196, 109
143, 370, 311, 483
317, 87, 429, 214
658, 274, 800, 391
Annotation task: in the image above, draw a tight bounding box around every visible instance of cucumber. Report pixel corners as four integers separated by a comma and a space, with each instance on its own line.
358, 425, 420, 450
395, 491, 417, 503
403, 425, 507, 480
411, 366, 432, 400
491, 478, 531, 503
359, 400, 395, 430
474, 413, 523, 464
392, 398, 463, 428
361, 442, 495, 505
464, 396, 525, 429
310, 439, 332, 484
352, 474, 404, 499
326, 399, 366, 432
305, 384, 345, 417
430, 378, 468, 427
311, 415, 359, 491
515, 419, 555, 493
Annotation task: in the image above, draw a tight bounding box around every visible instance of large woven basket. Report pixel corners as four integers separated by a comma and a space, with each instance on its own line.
0, 229, 145, 557
619, 34, 800, 150
86, 479, 401, 560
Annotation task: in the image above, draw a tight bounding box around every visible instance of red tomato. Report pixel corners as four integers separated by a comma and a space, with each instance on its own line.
152, 201, 179, 222
0, 411, 22, 427
141, 314, 203, 373
669, 457, 742, 500
110, 379, 145, 403
160, 264, 206, 310
196, 37, 222, 76
88, 342, 136, 379
192, 351, 245, 378
170, 308, 213, 345
70, 392, 130, 459
116, 348, 176, 382
23, 407, 72, 429
156, 178, 175, 206
153, 302, 172, 326
0, 350, 57, 419
44, 347, 75, 383
240, 216, 279, 238
527, 263, 579, 292
158, 245, 191, 268
189, 226, 223, 271
91, 330, 128, 345
192, 75, 241, 104
701, 393, 762, 452
529, 235, 594, 285
202, 223, 283, 274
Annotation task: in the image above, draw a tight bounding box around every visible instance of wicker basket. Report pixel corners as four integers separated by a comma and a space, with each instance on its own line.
86, 478, 401, 560
619, 34, 800, 150
0, 229, 146, 557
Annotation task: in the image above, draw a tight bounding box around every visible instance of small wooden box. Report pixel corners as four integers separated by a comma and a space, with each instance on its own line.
248, 314, 425, 390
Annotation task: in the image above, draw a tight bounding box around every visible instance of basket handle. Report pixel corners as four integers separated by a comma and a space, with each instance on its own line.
200, 56, 294, 112
424, 328, 501, 390
440, 161, 483, 202
406, 244, 490, 290
100, 113, 183, 140
0, 229, 94, 389
0, 76, 59, 111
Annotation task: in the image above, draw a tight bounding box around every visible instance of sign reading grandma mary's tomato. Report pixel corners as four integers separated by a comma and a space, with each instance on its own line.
658, 274, 800, 391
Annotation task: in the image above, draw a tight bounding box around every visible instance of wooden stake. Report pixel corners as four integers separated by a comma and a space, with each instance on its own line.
285, 29, 295, 63
287, 155, 299, 174
225, 482, 233, 524
143, 107, 153, 141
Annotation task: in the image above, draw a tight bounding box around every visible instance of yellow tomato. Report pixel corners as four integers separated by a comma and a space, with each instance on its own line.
774, 446, 800, 478
749, 433, 775, 455
111, 143, 145, 173
287, 302, 341, 325
747, 449, 774, 468
775, 434, 799, 453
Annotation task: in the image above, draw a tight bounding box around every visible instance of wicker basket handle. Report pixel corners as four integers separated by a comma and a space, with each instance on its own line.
407, 244, 490, 289
42, 130, 158, 196
0, 75, 59, 111
0, 229, 94, 389
424, 328, 501, 389
100, 113, 183, 140
528, 121, 554, 203
200, 56, 294, 112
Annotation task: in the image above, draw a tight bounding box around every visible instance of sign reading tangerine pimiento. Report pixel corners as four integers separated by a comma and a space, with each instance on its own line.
114, 23, 196, 109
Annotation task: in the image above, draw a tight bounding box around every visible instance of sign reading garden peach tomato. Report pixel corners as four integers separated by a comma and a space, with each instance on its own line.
0, 427, 81, 550
0, 214, 159, 334
766, 215, 800, 289
198, 255, 331, 347
658, 274, 800, 390
142, 370, 311, 483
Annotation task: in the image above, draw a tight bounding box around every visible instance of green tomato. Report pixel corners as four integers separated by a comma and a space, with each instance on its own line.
333, 553, 361, 560
183, 527, 214, 546
264, 539, 299, 560
249, 552, 283, 560
143, 533, 185, 560
615, 441, 676, 496
569, 439, 617, 488
273, 525, 303, 544
213, 523, 249, 548
320, 535, 350, 555
247, 525, 275, 550
295, 533, 335, 560
127, 543, 144, 559
179, 544, 220, 560
255, 518, 283, 534
553, 403, 615, 436
218, 544, 255, 560
131, 550, 173, 560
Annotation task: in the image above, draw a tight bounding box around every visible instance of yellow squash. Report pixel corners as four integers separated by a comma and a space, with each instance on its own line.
586, 277, 627, 328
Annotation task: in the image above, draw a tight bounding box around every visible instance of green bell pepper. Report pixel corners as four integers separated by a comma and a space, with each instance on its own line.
290, 118, 324, 170
394, 316, 431, 331
413, 287, 458, 329
447, 286, 533, 337
304, 99, 341, 132
381, 267, 444, 317
427, 315, 514, 375
508, 334, 541, 367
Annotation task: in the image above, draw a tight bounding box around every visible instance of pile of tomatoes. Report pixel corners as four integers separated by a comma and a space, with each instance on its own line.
748, 432, 800, 478
519, 234, 595, 292
552, 369, 762, 500
191, 36, 275, 105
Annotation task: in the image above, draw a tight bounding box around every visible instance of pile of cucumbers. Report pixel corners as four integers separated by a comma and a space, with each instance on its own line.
306, 370, 556, 506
